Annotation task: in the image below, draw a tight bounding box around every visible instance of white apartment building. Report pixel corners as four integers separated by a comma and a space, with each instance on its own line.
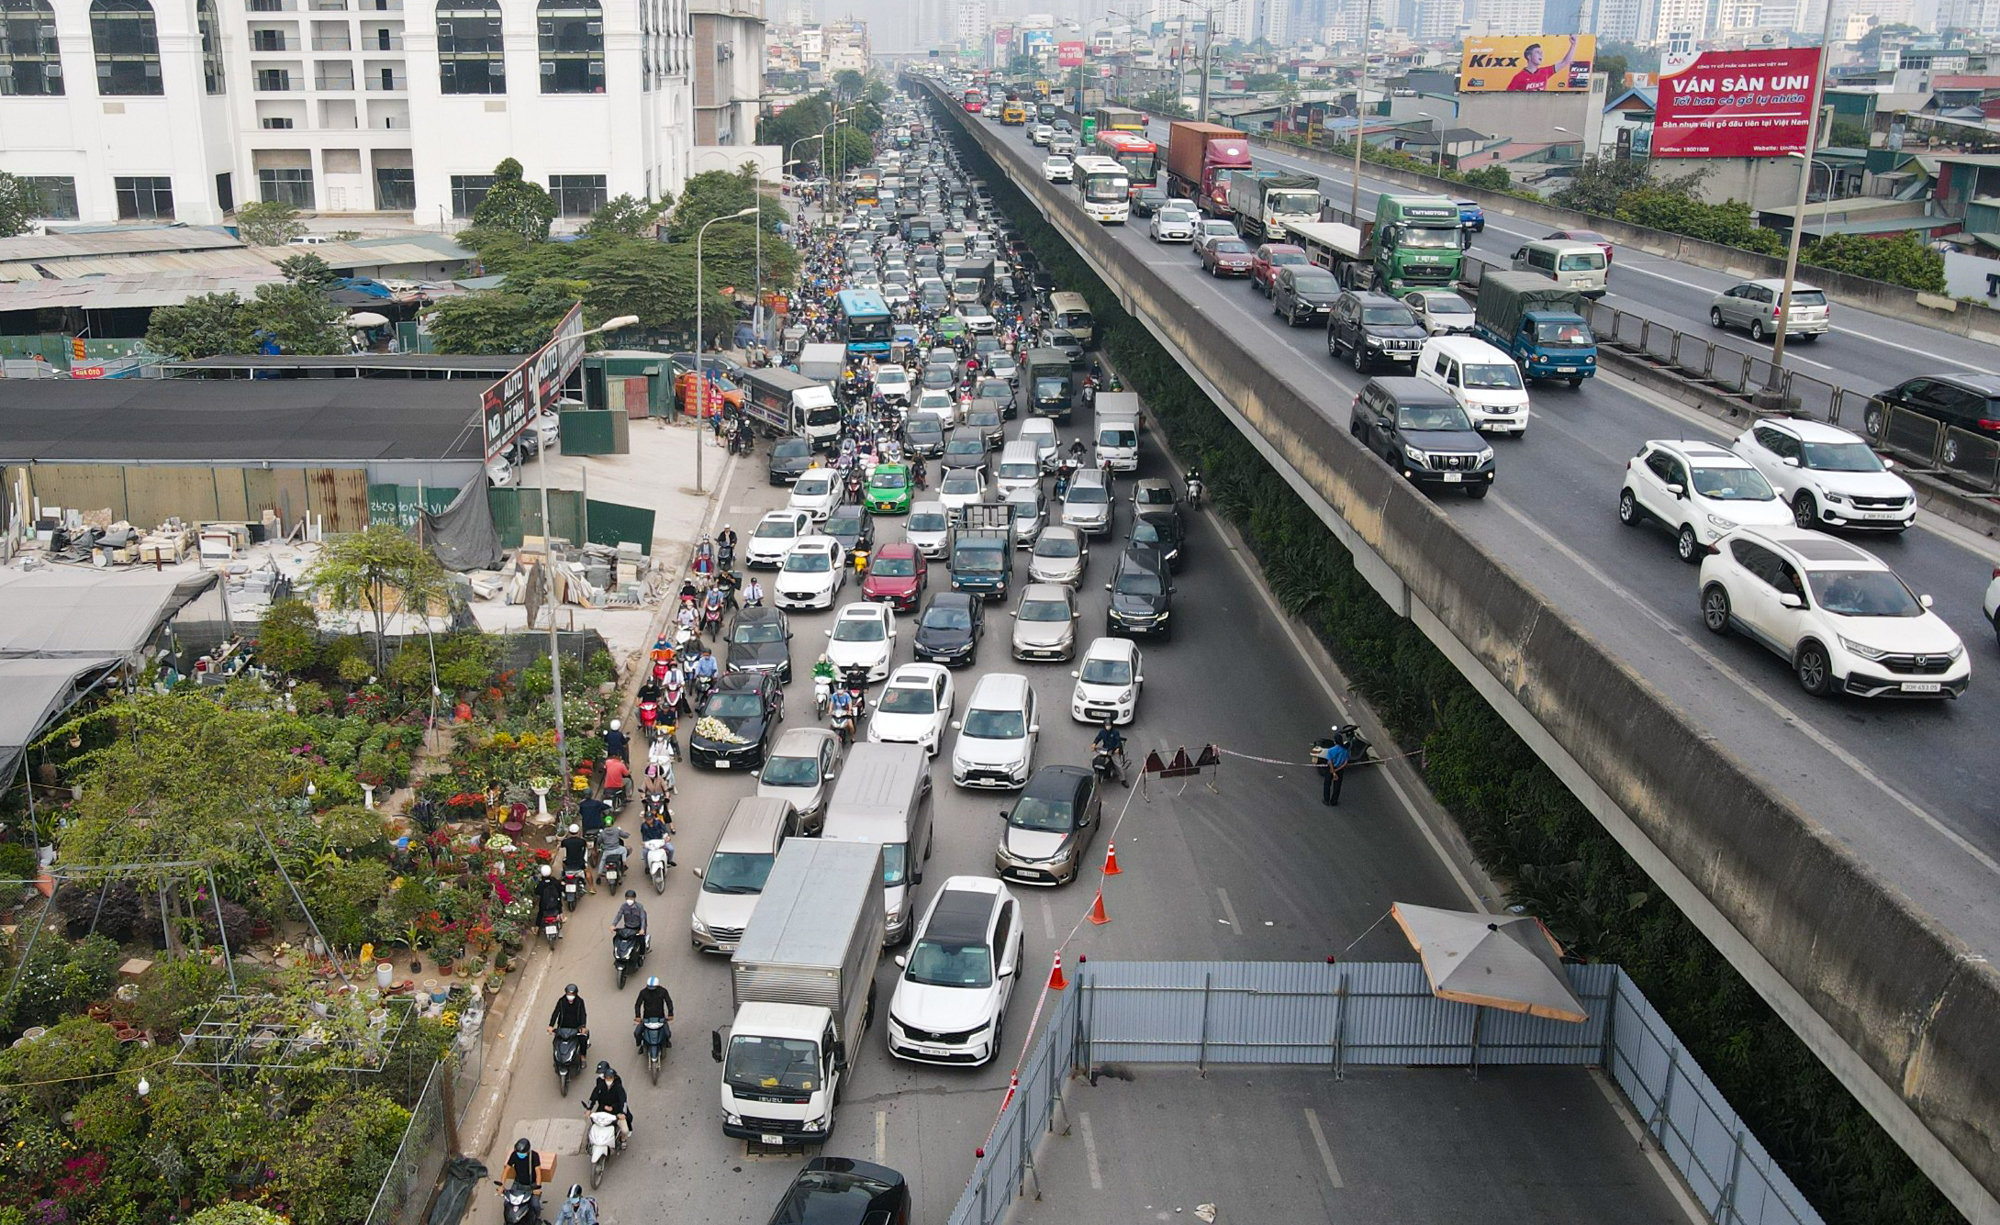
820, 19, 865, 74
0, 0, 705, 228
1470, 0, 1545, 34
955, 0, 990, 48
1940, 0, 2000, 32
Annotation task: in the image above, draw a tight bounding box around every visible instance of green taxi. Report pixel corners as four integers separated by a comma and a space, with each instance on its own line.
865, 462, 914, 514
936, 314, 966, 342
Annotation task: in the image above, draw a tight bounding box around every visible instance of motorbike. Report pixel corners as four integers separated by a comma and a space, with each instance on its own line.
690, 671, 717, 710
813, 673, 832, 718
852, 546, 870, 575
586, 1109, 621, 1188
663, 674, 686, 716
645, 835, 673, 895
1321, 723, 1373, 764
648, 732, 679, 777
718, 536, 737, 568
639, 1016, 670, 1083
600, 845, 628, 891
830, 701, 857, 747
1187, 475, 1205, 510
1092, 746, 1129, 788
638, 698, 660, 741
605, 781, 629, 816
702, 600, 724, 639
612, 926, 646, 990
539, 908, 563, 949
496, 1180, 542, 1225
561, 868, 588, 912
553, 1026, 585, 1096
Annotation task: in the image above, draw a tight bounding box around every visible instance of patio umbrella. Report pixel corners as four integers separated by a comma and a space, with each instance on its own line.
1389, 902, 1588, 1023
346, 310, 391, 329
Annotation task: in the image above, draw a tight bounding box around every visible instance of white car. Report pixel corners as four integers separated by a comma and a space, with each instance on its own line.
1192, 218, 1239, 259
1619, 439, 1793, 563
774, 536, 847, 610
788, 470, 847, 523
962, 309, 998, 335
1984, 566, 2000, 649
1049, 133, 1077, 157
874, 366, 913, 405
1729, 419, 1916, 534
950, 671, 1039, 789
1042, 156, 1073, 184
1029, 123, 1053, 146
1166, 196, 1199, 215
915, 388, 960, 427
887, 877, 1023, 1066
1017, 418, 1060, 469
824, 601, 898, 682
1029, 524, 1088, 586
868, 662, 955, 756
1415, 335, 1531, 436
938, 468, 988, 514
1071, 636, 1144, 724
1403, 289, 1478, 335
747, 509, 814, 569
906, 501, 951, 559
1149, 207, 1195, 243
1700, 525, 1968, 698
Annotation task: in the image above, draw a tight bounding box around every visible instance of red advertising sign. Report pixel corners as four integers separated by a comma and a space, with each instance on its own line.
1057, 40, 1085, 67
481, 302, 586, 461
1652, 48, 1821, 159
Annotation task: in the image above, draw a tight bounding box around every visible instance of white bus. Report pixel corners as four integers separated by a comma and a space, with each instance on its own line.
1072, 154, 1131, 224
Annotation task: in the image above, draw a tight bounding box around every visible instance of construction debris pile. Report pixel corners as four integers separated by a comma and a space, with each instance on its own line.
488, 535, 662, 610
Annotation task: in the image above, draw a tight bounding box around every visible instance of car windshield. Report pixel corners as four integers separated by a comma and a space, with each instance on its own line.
1035, 534, 1079, 558
968, 408, 1000, 425
871, 470, 908, 491
795, 478, 831, 496
783, 551, 831, 573
1271, 251, 1308, 266
910, 513, 947, 535
723, 1035, 817, 1100
907, 420, 943, 439
1362, 306, 1416, 326
923, 604, 972, 630
1426, 296, 1473, 314
1690, 466, 1776, 501
1293, 274, 1339, 294
1114, 565, 1162, 596
879, 685, 935, 714
826, 512, 863, 535
760, 754, 819, 787
732, 620, 784, 644
1214, 240, 1249, 254
963, 708, 1025, 738
1079, 656, 1132, 685
1020, 598, 1069, 622
773, 440, 810, 458
1010, 794, 1075, 832
702, 850, 775, 894
1160, 209, 1190, 223
1397, 405, 1474, 431
1462, 364, 1523, 390
870, 554, 916, 577
906, 936, 994, 988
1799, 440, 1885, 472
832, 616, 887, 643
942, 475, 980, 494
1133, 522, 1165, 545
1535, 321, 1593, 345
706, 692, 764, 719
1807, 570, 1924, 617
1067, 485, 1108, 505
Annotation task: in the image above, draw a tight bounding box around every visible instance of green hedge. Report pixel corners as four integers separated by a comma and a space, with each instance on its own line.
942, 118, 1958, 1225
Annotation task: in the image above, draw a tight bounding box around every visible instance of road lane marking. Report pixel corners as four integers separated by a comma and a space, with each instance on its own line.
875, 1110, 888, 1162
1303, 1108, 1346, 1189
1216, 887, 1243, 935
1485, 494, 2000, 882
1041, 896, 1057, 940
1079, 1111, 1105, 1190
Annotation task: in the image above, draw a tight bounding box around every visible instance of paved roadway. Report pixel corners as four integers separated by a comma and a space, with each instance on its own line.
957, 105, 2000, 989
470, 405, 1504, 1223
1135, 117, 2000, 391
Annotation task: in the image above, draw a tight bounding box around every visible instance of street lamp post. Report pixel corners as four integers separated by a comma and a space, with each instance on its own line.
1350, 0, 1371, 220
694, 206, 760, 495
536, 312, 638, 783
1754, 0, 1836, 410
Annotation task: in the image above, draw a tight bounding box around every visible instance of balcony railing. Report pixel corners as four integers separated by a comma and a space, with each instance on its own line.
251, 35, 295, 50
314, 74, 355, 89
255, 76, 300, 91
247, 0, 297, 11
364, 73, 407, 90
310, 35, 351, 49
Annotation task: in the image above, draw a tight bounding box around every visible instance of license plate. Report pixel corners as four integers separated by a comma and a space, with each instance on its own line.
713, 759, 731, 769
1557, 367, 1577, 373
1443, 472, 1462, 483
761, 1133, 785, 1146
1902, 682, 1942, 693
917, 1046, 952, 1057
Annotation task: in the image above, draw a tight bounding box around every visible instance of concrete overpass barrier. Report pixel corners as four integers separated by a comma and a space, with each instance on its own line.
916, 76, 2000, 1222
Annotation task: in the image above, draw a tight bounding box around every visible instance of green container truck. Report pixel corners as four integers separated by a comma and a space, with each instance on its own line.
1300, 192, 1465, 293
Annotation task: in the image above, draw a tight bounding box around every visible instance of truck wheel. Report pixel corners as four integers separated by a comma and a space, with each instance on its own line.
864, 981, 878, 1030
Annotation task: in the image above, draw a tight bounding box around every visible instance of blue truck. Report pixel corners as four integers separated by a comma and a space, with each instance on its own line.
1473, 271, 1597, 388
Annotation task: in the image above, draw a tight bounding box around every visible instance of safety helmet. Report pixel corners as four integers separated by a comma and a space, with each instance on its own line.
569, 823, 581, 834
625, 889, 637, 900
540, 864, 553, 878
515, 1138, 532, 1155
568, 1183, 585, 1200
610, 719, 622, 731
564, 983, 579, 996
596, 1060, 611, 1075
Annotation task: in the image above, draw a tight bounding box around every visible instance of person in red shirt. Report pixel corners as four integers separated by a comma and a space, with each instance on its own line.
602, 754, 630, 796
1507, 34, 1580, 91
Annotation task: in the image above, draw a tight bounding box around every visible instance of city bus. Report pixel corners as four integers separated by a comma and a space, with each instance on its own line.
1072, 155, 1130, 224
1094, 130, 1160, 196
1088, 105, 1146, 134
835, 288, 893, 358
962, 88, 985, 114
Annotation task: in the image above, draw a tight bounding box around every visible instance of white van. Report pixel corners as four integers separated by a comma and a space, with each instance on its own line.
1416, 335, 1532, 436
1510, 240, 1607, 298
820, 742, 935, 945
1094, 392, 1142, 473
994, 440, 1043, 499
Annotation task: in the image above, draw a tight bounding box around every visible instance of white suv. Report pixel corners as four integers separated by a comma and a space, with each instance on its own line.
1698, 525, 1969, 698
774, 536, 847, 610
824, 601, 898, 682
747, 509, 814, 569
1730, 419, 1916, 534
887, 877, 1023, 1066
1618, 439, 1792, 563
950, 672, 1039, 789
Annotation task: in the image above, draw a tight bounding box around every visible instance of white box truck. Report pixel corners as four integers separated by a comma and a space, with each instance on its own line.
1093, 392, 1143, 473
712, 839, 885, 1147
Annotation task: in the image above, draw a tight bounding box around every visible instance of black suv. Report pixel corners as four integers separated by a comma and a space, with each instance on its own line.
1105, 544, 1174, 638
823, 505, 875, 558
1272, 266, 1342, 328
1348, 377, 1495, 499
1328, 291, 1425, 372
1871, 374, 2000, 449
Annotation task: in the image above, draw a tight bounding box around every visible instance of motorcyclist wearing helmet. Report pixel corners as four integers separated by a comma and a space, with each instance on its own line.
534, 864, 564, 925
583, 1061, 632, 1144
1093, 719, 1130, 788
603, 719, 628, 764
548, 983, 589, 1060
633, 975, 675, 1048
502, 1138, 545, 1215
553, 1184, 598, 1225
560, 822, 591, 877
596, 823, 630, 884
612, 889, 649, 950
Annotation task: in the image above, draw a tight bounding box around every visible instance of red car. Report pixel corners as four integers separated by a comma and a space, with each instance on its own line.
1203, 238, 1255, 277
861, 542, 927, 611
1250, 243, 1307, 294
1544, 229, 1614, 264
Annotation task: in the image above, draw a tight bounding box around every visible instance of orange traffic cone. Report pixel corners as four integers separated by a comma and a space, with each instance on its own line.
1103, 842, 1122, 876
1087, 890, 1110, 925
1048, 951, 1068, 991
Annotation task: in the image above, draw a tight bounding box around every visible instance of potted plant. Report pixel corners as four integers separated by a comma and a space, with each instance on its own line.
431, 926, 464, 976
403, 920, 424, 973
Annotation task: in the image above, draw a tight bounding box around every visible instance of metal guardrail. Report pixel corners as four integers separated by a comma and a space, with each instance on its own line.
361, 1006, 486, 1225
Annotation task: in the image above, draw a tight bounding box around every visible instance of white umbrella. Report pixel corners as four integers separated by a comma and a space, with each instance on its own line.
1390, 902, 1588, 1023
347, 311, 390, 329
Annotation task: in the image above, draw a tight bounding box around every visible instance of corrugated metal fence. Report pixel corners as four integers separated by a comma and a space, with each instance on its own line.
944, 961, 1821, 1225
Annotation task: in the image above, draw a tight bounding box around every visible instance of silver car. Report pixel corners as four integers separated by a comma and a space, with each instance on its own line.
1029, 525, 1088, 585
1150, 207, 1195, 244
1709, 278, 1830, 342
755, 727, 843, 832
1010, 583, 1079, 661
1061, 470, 1113, 536
1004, 487, 1046, 547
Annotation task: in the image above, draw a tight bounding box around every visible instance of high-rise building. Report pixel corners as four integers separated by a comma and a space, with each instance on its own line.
693, 0, 767, 146
1415, 0, 1466, 37
1940, 0, 2000, 31
0, 0, 700, 228
1472, 0, 1548, 34
1649, 0, 1708, 41
957, 0, 992, 47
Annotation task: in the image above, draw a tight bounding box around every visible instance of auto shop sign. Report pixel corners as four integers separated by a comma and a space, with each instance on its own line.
481, 302, 586, 460
1058, 41, 1085, 67
1653, 48, 1821, 159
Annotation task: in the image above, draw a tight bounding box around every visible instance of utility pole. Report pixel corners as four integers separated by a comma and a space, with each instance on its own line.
1752, 0, 1835, 411
1351, 0, 1371, 220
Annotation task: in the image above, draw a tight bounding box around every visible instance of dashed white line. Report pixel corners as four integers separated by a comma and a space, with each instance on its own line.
1079, 1111, 1105, 1190
1303, 1107, 1346, 1189
1041, 896, 1057, 940
1215, 887, 1243, 935
874, 1110, 888, 1163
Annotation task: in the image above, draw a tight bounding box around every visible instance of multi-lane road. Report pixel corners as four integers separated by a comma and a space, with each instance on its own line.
956, 104, 2000, 982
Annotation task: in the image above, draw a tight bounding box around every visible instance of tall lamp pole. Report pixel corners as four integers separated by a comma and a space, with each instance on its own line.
1350, 0, 1371, 220
537, 312, 637, 783
694, 207, 760, 495
1754, 0, 1835, 410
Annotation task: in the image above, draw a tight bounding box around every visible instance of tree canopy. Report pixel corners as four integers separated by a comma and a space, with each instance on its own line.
142, 256, 349, 359
234, 200, 307, 246
0, 171, 40, 238
473, 157, 558, 242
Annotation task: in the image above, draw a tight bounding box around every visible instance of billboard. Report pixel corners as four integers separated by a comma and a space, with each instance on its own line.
1019, 28, 1053, 54
1058, 40, 1085, 67
1652, 48, 1820, 159
1458, 34, 1595, 93
482, 302, 585, 461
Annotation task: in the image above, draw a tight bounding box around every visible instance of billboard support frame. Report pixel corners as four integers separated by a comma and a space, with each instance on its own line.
1757, 9, 1835, 404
